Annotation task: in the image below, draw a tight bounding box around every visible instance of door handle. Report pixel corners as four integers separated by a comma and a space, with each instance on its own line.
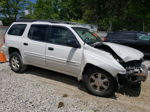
23, 43, 28, 46
48, 47, 54, 50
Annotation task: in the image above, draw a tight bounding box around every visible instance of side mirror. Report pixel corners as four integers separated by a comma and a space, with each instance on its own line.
67, 40, 80, 48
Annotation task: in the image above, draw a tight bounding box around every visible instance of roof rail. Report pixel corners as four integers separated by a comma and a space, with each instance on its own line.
16, 19, 37, 22
16, 19, 76, 25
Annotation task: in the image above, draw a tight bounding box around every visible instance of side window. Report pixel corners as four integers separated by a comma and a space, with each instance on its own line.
108, 33, 136, 40
28, 25, 49, 42
48, 26, 77, 46
137, 34, 150, 40
107, 33, 122, 39
8, 24, 26, 36
122, 33, 136, 40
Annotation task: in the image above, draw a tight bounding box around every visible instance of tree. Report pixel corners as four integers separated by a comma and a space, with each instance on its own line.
1, 0, 150, 31
58, 0, 84, 21
82, 0, 150, 31
0, 0, 28, 25
22, 0, 34, 19
124, 0, 150, 31
32, 0, 59, 19
32, 0, 84, 21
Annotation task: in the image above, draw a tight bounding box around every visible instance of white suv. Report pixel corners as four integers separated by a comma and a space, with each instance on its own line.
2, 20, 148, 97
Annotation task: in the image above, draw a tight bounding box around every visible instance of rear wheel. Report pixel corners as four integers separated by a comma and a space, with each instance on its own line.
83, 68, 117, 97
9, 52, 27, 73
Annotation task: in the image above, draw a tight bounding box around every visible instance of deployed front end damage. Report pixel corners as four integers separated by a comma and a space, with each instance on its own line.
118, 60, 148, 86
92, 42, 148, 86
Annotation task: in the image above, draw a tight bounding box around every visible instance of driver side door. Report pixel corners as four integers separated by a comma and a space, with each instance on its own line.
45, 26, 83, 77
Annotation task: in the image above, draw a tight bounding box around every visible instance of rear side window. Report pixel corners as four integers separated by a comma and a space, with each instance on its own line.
28, 25, 49, 42
8, 24, 26, 36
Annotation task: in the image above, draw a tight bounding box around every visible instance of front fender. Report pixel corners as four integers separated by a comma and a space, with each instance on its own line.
78, 50, 126, 80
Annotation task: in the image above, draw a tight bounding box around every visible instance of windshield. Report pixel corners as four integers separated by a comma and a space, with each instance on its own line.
72, 27, 102, 44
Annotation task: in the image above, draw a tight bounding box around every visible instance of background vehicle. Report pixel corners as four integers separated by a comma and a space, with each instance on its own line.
1, 20, 148, 97
104, 31, 150, 56
95, 31, 107, 41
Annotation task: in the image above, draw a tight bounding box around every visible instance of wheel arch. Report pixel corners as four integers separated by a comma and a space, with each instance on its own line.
8, 47, 21, 56
82, 63, 115, 78
81, 63, 119, 91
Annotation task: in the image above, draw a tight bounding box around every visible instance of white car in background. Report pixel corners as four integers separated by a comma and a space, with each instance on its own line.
1, 20, 148, 97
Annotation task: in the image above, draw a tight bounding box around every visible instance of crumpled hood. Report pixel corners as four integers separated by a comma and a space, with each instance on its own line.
103, 42, 144, 62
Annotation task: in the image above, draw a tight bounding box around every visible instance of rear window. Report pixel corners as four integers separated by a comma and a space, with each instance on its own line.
8, 24, 27, 36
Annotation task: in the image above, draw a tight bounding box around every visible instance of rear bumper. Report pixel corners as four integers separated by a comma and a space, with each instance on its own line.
1, 45, 9, 58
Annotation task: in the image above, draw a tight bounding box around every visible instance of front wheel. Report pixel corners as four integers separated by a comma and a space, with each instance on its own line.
83, 68, 117, 97
9, 52, 27, 73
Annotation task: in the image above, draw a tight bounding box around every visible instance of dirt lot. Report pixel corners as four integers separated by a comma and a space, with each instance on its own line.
0, 61, 150, 112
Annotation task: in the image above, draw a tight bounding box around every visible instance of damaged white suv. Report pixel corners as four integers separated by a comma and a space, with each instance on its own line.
2, 20, 148, 97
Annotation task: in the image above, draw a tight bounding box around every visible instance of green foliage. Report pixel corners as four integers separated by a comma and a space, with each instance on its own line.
27, 0, 84, 21
0, 0, 150, 31
0, 0, 30, 25
32, 0, 59, 19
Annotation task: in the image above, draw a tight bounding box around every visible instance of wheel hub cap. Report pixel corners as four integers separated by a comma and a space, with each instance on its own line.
89, 73, 109, 92
11, 56, 20, 70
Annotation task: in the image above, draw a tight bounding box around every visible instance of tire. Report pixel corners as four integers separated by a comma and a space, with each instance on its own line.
9, 52, 27, 73
83, 68, 117, 97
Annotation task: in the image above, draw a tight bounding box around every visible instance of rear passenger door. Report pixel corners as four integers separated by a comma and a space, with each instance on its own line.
23, 24, 49, 66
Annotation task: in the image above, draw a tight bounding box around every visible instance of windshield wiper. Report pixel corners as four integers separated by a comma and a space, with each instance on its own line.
91, 42, 102, 47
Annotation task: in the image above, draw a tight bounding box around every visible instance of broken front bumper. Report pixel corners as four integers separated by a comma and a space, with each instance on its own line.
119, 64, 148, 82
133, 65, 148, 82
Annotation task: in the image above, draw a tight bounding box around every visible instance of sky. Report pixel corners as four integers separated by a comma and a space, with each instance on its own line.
30, 0, 37, 3
0, 0, 37, 18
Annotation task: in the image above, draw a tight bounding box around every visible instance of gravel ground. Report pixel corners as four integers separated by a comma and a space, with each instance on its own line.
0, 61, 150, 112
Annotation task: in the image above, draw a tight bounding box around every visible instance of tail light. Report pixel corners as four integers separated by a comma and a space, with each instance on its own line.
103, 37, 107, 41
3, 35, 5, 44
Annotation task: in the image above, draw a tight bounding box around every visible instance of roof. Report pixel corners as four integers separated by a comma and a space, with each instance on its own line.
15, 19, 91, 29
15, 19, 97, 30
16, 19, 76, 25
